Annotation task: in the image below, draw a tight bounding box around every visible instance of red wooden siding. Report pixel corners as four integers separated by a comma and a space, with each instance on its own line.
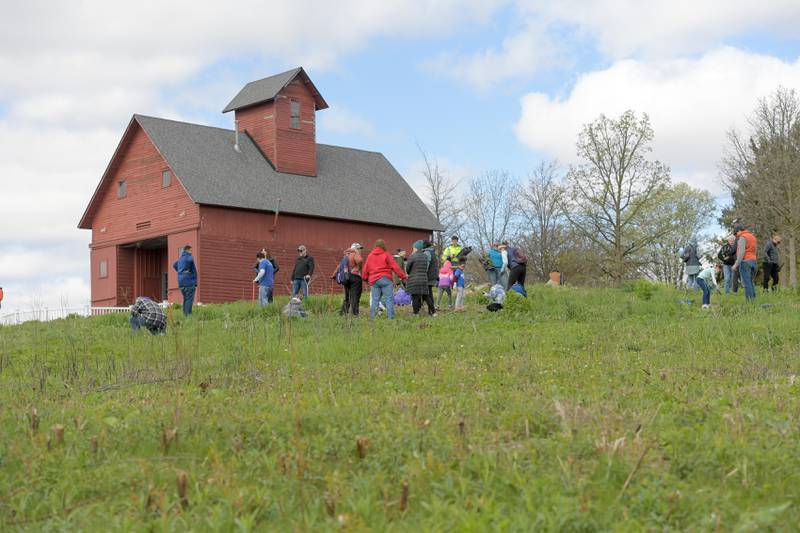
89, 124, 199, 248
90, 245, 117, 305
117, 246, 135, 305
274, 79, 317, 176
234, 78, 318, 176
235, 101, 277, 167
198, 205, 430, 302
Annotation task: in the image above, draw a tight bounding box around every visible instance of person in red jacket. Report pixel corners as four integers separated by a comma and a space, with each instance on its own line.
0, 286, 4, 310
362, 239, 408, 319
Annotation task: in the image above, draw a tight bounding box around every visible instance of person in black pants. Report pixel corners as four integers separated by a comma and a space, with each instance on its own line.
506, 242, 527, 290
762, 234, 781, 291
335, 243, 364, 316
405, 241, 437, 316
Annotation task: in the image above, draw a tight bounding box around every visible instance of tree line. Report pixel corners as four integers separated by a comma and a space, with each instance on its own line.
421, 111, 716, 286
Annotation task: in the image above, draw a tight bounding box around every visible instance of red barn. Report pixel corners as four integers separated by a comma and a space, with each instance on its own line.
78, 67, 439, 306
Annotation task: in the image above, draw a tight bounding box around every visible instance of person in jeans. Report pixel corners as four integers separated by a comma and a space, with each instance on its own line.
453, 262, 466, 311
336, 243, 364, 316
172, 244, 197, 316
361, 239, 408, 319
130, 296, 166, 334
253, 251, 275, 306
405, 240, 436, 316
762, 234, 781, 291
696, 264, 720, 309
486, 243, 503, 286
732, 223, 758, 301
717, 235, 737, 294
682, 237, 701, 289
291, 245, 315, 298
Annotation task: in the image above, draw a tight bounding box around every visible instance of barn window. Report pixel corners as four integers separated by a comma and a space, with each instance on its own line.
290, 100, 300, 129
118, 180, 126, 198
162, 170, 171, 188
99, 260, 108, 279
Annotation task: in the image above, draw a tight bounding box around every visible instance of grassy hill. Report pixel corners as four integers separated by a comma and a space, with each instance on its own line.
1, 285, 799, 531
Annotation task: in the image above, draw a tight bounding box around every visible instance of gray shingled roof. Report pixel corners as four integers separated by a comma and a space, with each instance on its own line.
222, 67, 328, 113
134, 114, 440, 231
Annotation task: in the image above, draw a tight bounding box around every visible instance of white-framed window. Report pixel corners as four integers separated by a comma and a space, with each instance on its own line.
118, 179, 126, 198
290, 100, 300, 129
162, 170, 171, 188
99, 260, 108, 279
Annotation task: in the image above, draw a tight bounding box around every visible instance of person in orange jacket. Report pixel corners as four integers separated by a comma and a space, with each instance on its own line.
731, 222, 758, 301
362, 239, 408, 320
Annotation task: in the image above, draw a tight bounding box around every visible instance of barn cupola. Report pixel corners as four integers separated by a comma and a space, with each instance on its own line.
223, 67, 328, 177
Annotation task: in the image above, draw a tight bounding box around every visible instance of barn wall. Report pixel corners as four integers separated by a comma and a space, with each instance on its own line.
90, 245, 117, 305
117, 246, 135, 305
198, 205, 431, 302
89, 123, 200, 248
235, 101, 277, 167
274, 79, 317, 176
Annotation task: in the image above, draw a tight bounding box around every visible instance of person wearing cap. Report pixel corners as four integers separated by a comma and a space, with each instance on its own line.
361, 239, 408, 320
731, 223, 758, 301
172, 244, 197, 316
441, 235, 463, 263
334, 243, 364, 316
291, 245, 315, 299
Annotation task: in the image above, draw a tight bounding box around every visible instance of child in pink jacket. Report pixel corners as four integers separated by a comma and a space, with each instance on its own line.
437, 260, 454, 309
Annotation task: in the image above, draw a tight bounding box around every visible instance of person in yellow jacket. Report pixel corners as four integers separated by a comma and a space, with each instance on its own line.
441, 235, 463, 263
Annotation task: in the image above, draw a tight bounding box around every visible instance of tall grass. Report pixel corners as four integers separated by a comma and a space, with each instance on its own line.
0, 286, 799, 530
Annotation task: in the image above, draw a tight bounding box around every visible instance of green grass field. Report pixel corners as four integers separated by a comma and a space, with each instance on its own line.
1, 285, 799, 531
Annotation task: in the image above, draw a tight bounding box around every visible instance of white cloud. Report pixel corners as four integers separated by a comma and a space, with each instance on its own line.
318, 107, 377, 138
514, 47, 800, 192
432, 0, 800, 89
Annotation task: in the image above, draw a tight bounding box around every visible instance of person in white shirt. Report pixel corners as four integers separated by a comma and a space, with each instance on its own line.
696, 264, 721, 309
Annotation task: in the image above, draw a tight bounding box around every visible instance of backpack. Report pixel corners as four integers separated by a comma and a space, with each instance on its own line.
456, 246, 473, 261
334, 255, 351, 285
269, 258, 279, 273
513, 247, 528, 264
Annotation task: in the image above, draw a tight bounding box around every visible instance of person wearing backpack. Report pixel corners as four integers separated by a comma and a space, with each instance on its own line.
506, 243, 528, 292
406, 240, 436, 316
332, 243, 364, 316
361, 239, 407, 320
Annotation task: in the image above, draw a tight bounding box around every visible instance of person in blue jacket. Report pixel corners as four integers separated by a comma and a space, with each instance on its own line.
172, 244, 197, 316
252, 251, 275, 306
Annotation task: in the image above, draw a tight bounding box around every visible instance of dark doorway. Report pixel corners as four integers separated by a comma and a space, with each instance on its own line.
122, 236, 168, 302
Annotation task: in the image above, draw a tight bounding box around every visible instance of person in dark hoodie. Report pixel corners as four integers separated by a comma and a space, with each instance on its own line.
405, 240, 436, 316
172, 244, 197, 316
421, 240, 440, 309
717, 235, 738, 294
762, 233, 781, 291
682, 237, 701, 289
291, 245, 315, 299
361, 239, 408, 320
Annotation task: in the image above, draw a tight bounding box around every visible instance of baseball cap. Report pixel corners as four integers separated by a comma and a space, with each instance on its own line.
297, 245, 307, 252
351, 242, 363, 249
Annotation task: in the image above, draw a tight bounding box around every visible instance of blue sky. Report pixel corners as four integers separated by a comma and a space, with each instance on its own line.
1, 0, 800, 313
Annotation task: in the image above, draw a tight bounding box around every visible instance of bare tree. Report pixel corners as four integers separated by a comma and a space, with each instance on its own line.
462, 170, 519, 252
721, 86, 800, 286
418, 144, 463, 253
517, 161, 567, 281
564, 110, 670, 284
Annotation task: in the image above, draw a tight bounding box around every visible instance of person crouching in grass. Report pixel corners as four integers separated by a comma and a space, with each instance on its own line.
130, 296, 166, 335
696, 264, 721, 309
453, 261, 466, 311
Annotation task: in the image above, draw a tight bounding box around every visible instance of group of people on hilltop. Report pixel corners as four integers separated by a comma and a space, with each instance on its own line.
683, 221, 782, 309
128, 234, 535, 334
332, 235, 472, 319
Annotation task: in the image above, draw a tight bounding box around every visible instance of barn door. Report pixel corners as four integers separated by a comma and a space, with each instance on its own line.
136, 247, 168, 302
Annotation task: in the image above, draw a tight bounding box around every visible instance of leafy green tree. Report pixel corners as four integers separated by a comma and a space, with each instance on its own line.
565, 111, 670, 284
